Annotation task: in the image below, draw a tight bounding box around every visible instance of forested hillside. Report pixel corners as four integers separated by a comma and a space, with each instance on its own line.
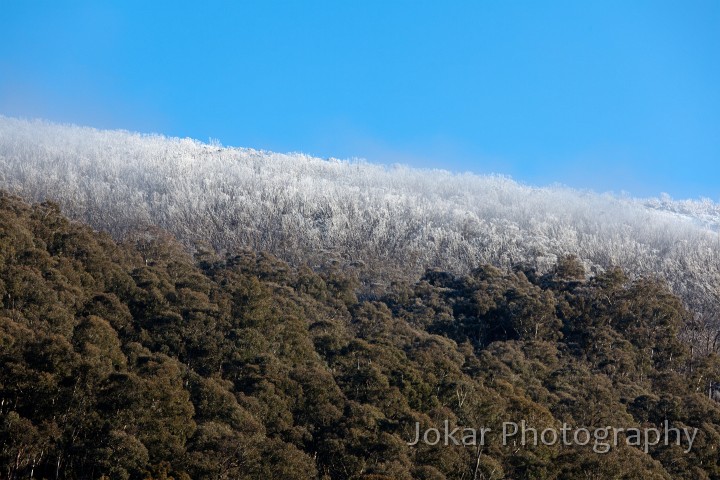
1, 117, 719, 330
3, 193, 720, 479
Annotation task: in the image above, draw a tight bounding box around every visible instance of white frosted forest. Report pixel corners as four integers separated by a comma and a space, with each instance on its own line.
1, 116, 719, 337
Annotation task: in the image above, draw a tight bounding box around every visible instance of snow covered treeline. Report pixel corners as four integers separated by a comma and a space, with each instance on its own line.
0, 116, 718, 326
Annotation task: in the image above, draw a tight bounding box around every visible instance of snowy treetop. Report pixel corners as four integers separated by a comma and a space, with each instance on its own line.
1, 115, 718, 316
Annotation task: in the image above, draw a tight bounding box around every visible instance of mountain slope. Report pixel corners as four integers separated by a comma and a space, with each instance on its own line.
0, 116, 718, 320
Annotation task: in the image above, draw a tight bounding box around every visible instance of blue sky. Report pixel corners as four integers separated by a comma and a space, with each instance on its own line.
1, 1, 718, 199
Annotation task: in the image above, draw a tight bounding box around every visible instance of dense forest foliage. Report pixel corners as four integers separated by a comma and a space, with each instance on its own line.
2, 192, 720, 479
1, 117, 719, 332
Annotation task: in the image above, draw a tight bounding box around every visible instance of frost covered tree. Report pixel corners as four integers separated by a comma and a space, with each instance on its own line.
0, 115, 718, 331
